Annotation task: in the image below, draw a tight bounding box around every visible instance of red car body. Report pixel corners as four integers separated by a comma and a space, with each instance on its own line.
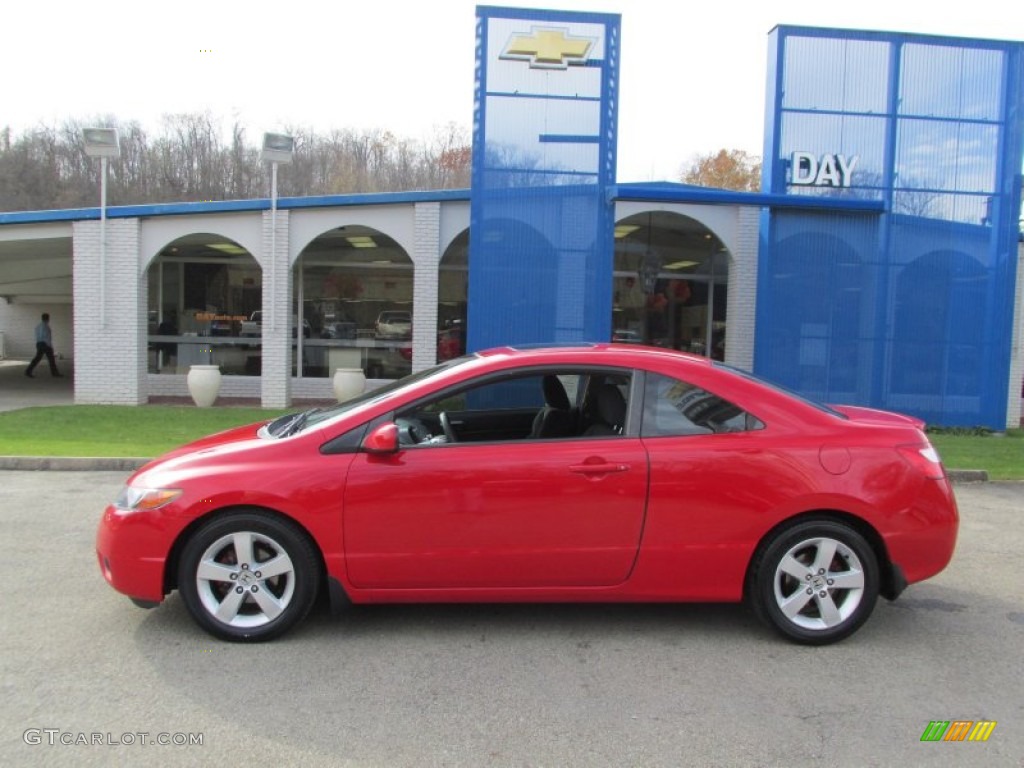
97, 345, 958, 643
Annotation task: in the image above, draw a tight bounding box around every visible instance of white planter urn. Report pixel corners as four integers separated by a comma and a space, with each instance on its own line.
333, 367, 366, 403
187, 365, 222, 407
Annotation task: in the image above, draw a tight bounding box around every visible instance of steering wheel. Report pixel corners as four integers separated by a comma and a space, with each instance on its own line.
438, 411, 457, 443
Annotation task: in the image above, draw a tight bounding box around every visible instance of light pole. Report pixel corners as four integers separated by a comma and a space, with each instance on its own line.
261, 133, 295, 334
82, 128, 120, 329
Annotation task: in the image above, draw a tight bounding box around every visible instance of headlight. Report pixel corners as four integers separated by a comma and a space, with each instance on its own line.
113, 486, 183, 513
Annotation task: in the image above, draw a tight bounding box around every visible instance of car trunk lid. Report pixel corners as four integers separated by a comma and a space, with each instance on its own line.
829, 404, 926, 430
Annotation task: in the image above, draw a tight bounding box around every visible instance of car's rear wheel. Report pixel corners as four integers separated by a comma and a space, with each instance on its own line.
750, 519, 879, 645
178, 511, 319, 642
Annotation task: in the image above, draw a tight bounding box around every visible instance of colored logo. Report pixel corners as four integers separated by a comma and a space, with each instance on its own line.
500, 26, 595, 69
920, 720, 997, 742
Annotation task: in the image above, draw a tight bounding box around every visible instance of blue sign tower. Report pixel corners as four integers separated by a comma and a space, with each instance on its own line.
468, 6, 621, 351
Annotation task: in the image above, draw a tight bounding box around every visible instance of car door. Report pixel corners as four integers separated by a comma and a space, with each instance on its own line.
637, 371, 775, 596
342, 371, 649, 590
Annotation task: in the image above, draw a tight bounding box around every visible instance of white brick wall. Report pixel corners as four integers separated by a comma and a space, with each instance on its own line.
72, 218, 145, 404
412, 202, 441, 371
724, 206, 760, 372
261, 209, 292, 408
146, 373, 263, 399
291, 376, 338, 401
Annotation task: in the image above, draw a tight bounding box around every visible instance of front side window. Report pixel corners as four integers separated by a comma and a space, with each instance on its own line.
642, 372, 762, 437
394, 369, 632, 446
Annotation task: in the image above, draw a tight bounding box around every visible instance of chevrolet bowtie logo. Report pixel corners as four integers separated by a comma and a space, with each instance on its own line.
500, 26, 595, 69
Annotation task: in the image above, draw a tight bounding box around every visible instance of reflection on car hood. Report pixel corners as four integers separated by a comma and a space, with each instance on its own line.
133, 422, 268, 476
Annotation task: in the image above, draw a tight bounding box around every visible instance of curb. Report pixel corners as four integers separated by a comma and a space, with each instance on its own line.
0, 455, 992, 481
945, 469, 989, 483
0, 456, 150, 471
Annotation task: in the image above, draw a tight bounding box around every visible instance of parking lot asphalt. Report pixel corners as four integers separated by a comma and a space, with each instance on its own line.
0, 472, 1021, 767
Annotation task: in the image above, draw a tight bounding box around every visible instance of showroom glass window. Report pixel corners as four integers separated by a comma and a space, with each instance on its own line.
437, 230, 468, 364
146, 239, 261, 376
612, 213, 729, 357
291, 227, 413, 379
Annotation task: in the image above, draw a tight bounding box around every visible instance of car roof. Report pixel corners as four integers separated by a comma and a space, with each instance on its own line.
475, 343, 714, 369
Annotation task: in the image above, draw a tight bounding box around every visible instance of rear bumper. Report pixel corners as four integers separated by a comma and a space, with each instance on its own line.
884, 477, 959, 588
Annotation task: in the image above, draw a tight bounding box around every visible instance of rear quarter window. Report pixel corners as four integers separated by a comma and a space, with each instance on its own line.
642, 372, 763, 436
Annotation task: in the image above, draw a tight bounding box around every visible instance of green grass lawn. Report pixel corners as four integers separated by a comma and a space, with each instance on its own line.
0, 405, 1021, 480
0, 405, 290, 458
929, 429, 1023, 482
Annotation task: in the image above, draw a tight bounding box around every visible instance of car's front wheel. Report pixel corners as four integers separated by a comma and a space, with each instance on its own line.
750, 519, 879, 645
178, 511, 320, 642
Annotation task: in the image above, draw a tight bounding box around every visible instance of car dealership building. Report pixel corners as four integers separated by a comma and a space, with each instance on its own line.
1, 7, 1022, 429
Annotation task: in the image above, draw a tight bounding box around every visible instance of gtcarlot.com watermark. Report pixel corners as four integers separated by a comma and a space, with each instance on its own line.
24, 729, 203, 747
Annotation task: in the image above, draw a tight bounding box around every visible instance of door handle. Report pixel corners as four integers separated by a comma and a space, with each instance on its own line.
569, 462, 629, 475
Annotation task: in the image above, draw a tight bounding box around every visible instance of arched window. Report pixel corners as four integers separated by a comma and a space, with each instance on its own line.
146, 233, 260, 376
292, 225, 414, 379
613, 212, 730, 359
891, 250, 985, 399
763, 227, 867, 400
437, 229, 468, 363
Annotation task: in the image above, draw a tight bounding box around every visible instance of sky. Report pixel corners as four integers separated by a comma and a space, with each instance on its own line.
3, 0, 1021, 182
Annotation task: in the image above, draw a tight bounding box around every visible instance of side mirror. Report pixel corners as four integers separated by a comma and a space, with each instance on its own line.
362, 423, 400, 454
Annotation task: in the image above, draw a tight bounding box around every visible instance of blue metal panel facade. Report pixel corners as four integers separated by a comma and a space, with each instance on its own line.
758, 27, 1024, 427
468, 6, 620, 351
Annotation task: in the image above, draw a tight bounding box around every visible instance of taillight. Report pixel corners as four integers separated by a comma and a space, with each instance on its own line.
897, 443, 946, 480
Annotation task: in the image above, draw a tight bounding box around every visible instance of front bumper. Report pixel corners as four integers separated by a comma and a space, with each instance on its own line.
95, 505, 171, 604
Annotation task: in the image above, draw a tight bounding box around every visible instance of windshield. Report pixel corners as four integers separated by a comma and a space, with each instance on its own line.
266, 356, 474, 437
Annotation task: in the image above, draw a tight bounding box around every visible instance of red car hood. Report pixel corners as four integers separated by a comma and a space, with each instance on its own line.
830, 404, 926, 430
135, 421, 269, 475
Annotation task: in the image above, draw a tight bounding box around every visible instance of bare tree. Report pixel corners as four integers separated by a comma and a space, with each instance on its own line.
0, 114, 476, 212
423, 122, 471, 189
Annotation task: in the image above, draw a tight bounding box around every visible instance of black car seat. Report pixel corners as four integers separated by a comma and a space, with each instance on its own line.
530, 375, 576, 438
583, 383, 627, 436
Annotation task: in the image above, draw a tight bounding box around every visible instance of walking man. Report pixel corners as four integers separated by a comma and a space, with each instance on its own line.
25, 313, 63, 378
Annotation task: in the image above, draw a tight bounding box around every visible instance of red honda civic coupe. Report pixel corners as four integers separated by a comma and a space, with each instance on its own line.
97, 345, 958, 644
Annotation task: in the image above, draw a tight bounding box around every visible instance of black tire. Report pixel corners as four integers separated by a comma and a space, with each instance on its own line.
178, 510, 320, 642
749, 519, 879, 645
